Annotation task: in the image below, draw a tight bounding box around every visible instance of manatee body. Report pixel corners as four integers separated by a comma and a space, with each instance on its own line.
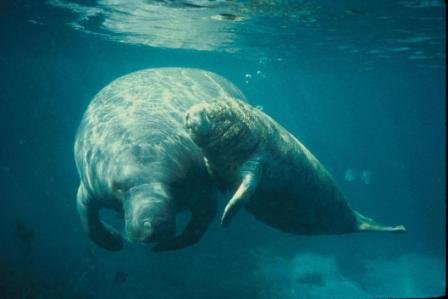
74, 68, 246, 252
185, 98, 406, 235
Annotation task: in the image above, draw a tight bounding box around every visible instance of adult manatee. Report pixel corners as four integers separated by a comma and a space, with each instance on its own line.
74, 68, 246, 252
185, 98, 406, 235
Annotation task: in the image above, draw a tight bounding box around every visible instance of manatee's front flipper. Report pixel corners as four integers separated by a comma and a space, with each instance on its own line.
221, 156, 263, 228
77, 184, 123, 251
151, 193, 217, 252
354, 210, 406, 233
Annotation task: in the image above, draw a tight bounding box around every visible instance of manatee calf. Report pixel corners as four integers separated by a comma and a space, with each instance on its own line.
185, 98, 406, 235
74, 68, 246, 252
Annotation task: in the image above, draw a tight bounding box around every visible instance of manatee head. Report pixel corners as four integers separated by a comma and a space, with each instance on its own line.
185, 99, 258, 155
124, 183, 175, 243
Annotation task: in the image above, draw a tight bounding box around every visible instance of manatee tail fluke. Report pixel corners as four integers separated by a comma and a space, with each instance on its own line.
354, 210, 406, 234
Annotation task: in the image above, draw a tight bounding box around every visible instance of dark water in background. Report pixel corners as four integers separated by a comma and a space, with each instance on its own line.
0, 0, 445, 298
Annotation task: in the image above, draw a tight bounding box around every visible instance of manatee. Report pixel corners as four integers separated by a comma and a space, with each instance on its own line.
185, 98, 406, 235
74, 68, 246, 252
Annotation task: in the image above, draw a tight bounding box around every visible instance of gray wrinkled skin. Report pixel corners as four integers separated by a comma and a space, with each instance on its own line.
74, 68, 246, 252
186, 98, 406, 235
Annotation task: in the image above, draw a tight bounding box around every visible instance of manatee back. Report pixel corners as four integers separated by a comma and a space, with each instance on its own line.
80, 68, 245, 129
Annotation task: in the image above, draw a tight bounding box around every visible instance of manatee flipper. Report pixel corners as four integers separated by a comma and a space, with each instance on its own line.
221, 156, 263, 228
151, 192, 217, 252
77, 184, 123, 251
354, 210, 406, 233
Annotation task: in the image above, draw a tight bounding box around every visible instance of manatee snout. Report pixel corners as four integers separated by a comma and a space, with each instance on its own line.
185, 103, 213, 138
126, 214, 175, 243
124, 184, 176, 243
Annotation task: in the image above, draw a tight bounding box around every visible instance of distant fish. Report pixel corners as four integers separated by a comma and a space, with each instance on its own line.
113, 271, 128, 285
360, 170, 371, 185
344, 169, 372, 185
344, 168, 357, 182
15, 219, 35, 244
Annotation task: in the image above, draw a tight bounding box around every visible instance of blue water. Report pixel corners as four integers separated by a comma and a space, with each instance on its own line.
0, 1, 445, 298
